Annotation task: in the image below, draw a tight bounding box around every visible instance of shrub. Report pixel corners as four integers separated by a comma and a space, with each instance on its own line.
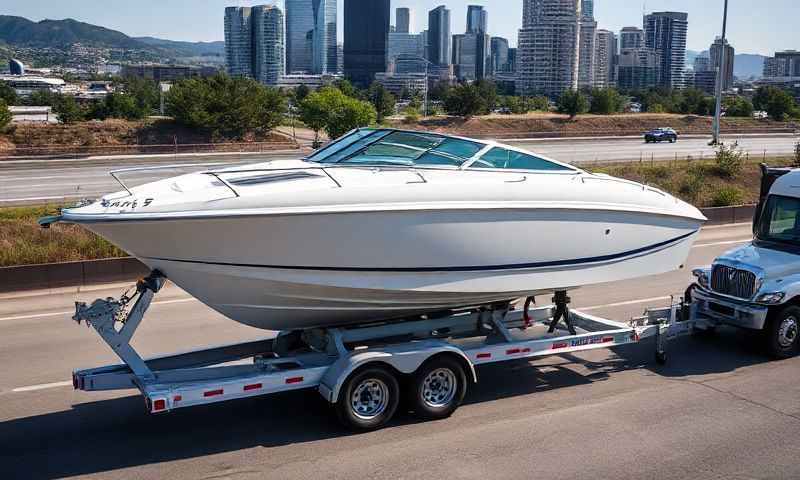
679, 170, 705, 203
443, 83, 488, 117
0, 98, 11, 130
52, 95, 85, 124
795, 140, 800, 168
648, 103, 665, 113
557, 89, 589, 119
711, 185, 744, 207
402, 106, 420, 124
589, 88, 624, 115
528, 96, 551, 112
713, 142, 745, 178
723, 96, 754, 117
300, 86, 376, 142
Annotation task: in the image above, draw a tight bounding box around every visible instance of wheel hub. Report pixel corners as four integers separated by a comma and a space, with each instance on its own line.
778, 316, 798, 348
422, 368, 457, 408
351, 379, 389, 420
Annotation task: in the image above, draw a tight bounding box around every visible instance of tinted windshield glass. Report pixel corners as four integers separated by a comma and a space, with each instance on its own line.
469, 147, 573, 171
325, 130, 484, 167
757, 195, 800, 246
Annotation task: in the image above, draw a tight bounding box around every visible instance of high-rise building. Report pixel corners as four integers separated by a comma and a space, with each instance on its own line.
285, 0, 337, 75
580, 0, 594, 20
693, 55, 711, 72
491, 37, 510, 74
507, 48, 517, 73
252, 5, 285, 85
428, 6, 452, 66
763, 50, 800, 78
644, 11, 688, 89
710, 37, 735, 91
452, 32, 490, 80
396, 7, 413, 34
343, 0, 390, 87
617, 48, 661, 90
517, 0, 581, 98
578, 18, 597, 88
619, 27, 644, 50
466, 5, 488, 34
594, 29, 615, 88
387, 33, 426, 71
9, 59, 25, 76
224, 7, 254, 78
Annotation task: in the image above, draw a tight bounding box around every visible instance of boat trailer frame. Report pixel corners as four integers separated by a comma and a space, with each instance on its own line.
71, 271, 698, 417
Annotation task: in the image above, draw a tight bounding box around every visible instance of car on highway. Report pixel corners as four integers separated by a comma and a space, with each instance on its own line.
644, 127, 678, 143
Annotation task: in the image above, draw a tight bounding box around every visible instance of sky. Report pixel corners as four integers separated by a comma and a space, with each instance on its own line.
2, 0, 798, 55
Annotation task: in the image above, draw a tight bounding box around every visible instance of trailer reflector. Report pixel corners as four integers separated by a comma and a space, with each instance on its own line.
285, 376, 304, 384
204, 389, 224, 397
506, 348, 521, 355
152, 399, 166, 411
602, 337, 614, 343
476, 353, 491, 359
552, 342, 568, 350
173, 395, 182, 402
244, 383, 263, 391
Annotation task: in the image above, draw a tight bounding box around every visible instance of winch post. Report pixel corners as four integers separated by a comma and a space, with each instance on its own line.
548, 291, 577, 335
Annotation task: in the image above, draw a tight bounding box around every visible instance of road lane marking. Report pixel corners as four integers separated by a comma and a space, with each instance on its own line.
580, 296, 673, 312
11, 381, 72, 393
0, 298, 196, 323
694, 239, 752, 248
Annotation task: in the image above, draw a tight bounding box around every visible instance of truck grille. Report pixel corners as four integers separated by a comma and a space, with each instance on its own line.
710, 265, 757, 299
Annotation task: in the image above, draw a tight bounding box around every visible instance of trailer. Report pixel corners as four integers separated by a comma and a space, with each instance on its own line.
71, 271, 698, 431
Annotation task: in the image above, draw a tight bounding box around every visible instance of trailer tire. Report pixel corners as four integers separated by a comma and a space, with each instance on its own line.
764, 305, 800, 359
409, 356, 467, 421
335, 366, 400, 431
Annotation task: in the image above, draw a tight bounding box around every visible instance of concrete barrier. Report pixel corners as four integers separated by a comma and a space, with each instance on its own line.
700, 204, 756, 226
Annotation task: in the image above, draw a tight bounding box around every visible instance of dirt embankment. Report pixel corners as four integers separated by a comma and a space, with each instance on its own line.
0, 119, 298, 158
391, 113, 798, 139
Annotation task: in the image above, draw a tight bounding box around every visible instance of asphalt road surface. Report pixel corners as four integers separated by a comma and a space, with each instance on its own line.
0, 133, 796, 205
2, 223, 799, 480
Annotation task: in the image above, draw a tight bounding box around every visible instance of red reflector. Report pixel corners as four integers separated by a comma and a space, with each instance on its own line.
152, 399, 166, 411
285, 377, 303, 384
173, 395, 182, 402
522, 348, 531, 353
244, 383, 263, 391
204, 389, 224, 397
506, 348, 521, 355
602, 337, 614, 343
552, 342, 568, 350
476, 353, 491, 359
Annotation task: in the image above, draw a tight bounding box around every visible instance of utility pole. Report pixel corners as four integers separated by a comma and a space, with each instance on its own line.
711, 0, 729, 146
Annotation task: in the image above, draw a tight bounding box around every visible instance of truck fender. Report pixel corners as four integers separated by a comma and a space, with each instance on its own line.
761, 274, 800, 306
318, 340, 476, 403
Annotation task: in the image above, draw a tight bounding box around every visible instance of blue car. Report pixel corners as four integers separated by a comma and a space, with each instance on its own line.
644, 127, 678, 143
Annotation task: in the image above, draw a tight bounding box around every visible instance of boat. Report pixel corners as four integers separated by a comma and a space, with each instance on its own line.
44, 128, 706, 331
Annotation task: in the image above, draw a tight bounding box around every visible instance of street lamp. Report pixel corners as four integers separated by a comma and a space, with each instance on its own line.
711, 0, 729, 146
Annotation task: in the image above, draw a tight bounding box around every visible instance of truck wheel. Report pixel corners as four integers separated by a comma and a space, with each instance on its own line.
335, 366, 400, 431
764, 305, 800, 359
409, 357, 467, 420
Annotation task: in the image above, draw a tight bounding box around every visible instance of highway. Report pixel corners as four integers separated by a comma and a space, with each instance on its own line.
0, 133, 796, 206
1, 223, 799, 479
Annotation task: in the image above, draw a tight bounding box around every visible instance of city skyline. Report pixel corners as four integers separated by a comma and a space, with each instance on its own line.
2, 0, 797, 56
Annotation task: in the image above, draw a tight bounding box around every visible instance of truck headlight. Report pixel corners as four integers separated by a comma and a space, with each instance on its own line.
692, 268, 710, 288
755, 292, 785, 304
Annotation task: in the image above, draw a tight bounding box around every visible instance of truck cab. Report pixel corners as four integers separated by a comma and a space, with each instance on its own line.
690, 164, 800, 358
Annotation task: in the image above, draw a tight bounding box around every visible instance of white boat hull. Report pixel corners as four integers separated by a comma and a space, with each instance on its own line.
84, 208, 701, 330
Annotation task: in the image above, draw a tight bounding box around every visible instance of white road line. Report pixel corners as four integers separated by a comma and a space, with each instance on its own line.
694, 238, 752, 248
11, 381, 72, 393
579, 296, 673, 312
0, 297, 195, 323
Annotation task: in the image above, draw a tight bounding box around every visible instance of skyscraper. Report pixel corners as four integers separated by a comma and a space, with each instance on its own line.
580, 0, 594, 20
466, 5, 488, 34
428, 6, 452, 66
517, 0, 581, 98
578, 18, 597, 88
619, 27, 644, 50
344, 0, 390, 87
396, 8, 413, 34
224, 7, 254, 78
710, 37, 735, 91
594, 29, 615, 88
286, 0, 337, 74
491, 37, 510, 74
644, 11, 688, 89
252, 5, 285, 85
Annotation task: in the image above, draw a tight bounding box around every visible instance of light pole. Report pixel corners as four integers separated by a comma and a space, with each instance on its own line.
711, 0, 729, 146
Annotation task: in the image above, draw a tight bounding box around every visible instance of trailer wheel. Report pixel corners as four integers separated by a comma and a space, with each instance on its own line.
336, 366, 400, 431
409, 357, 467, 420
764, 305, 800, 359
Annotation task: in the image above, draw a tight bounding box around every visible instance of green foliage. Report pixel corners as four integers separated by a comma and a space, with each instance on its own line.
0, 82, 17, 105
589, 88, 624, 114
295, 84, 311, 102
753, 86, 797, 121
723, 96, 754, 117
443, 83, 489, 117
119, 75, 160, 116
52, 95, 84, 124
501, 96, 526, 114
367, 82, 396, 123
528, 96, 551, 112
26, 90, 61, 106
429, 81, 452, 101
714, 142, 745, 178
299, 86, 376, 141
557, 89, 589, 118
711, 185, 744, 207
0, 98, 11, 130
166, 75, 286, 139
648, 103, 665, 113
402, 105, 420, 124
96, 92, 144, 120
332, 79, 360, 98
679, 88, 715, 116
474, 79, 498, 112
794, 140, 800, 168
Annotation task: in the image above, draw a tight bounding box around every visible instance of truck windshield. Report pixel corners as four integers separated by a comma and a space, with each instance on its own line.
756, 195, 800, 247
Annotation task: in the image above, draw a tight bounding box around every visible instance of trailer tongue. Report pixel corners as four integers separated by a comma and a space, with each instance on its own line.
71, 270, 697, 431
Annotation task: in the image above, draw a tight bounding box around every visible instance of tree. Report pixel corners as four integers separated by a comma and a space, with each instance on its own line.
443, 83, 488, 117
723, 96, 754, 117
295, 84, 311, 102
52, 95, 84, 124
474, 79, 499, 112
679, 88, 714, 116
0, 99, 11, 130
501, 96, 527, 114
753, 86, 796, 121
100, 92, 144, 120
368, 82, 396, 123
26, 90, 60, 106
0, 82, 17, 106
557, 89, 589, 119
299, 86, 376, 142
429, 81, 452, 101
167, 75, 286, 139
527, 96, 551, 112
589, 88, 623, 114
332, 79, 360, 98
120, 76, 159, 116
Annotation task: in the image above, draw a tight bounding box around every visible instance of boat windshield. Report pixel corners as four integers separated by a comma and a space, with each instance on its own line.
305, 129, 485, 167
756, 195, 800, 248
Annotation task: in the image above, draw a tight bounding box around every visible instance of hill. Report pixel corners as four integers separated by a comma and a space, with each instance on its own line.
133, 37, 224, 58
686, 49, 767, 79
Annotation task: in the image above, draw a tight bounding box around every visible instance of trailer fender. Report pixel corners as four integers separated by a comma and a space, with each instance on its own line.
318, 340, 476, 403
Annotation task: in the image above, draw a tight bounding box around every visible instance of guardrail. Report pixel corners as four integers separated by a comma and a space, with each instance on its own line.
0, 141, 301, 160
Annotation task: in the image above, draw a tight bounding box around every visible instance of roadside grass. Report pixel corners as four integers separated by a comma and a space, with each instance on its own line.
0, 204, 125, 267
